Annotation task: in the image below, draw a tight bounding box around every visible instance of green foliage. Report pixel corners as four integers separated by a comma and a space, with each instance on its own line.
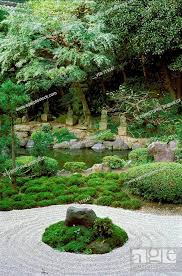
42, 218, 128, 254
93, 217, 113, 238
128, 148, 153, 165
96, 130, 115, 141
103, 155, 126, 169
31, 130, 53, 156
63, 162, 87, 172
53, 128, 76, 143
125, 162, 182, 203
175, 148, 182, 163
32, 156, 59, 176
0, 172, 142, 210
4, 156, 58, 177
0, 80, 29, 116
0, 0, 115, 95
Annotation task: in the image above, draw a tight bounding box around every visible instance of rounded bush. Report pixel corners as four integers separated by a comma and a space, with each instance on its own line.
4, 156, 58, 177
128, 148, 153, 165
125, 162, 182, 203
96, 130, 115, 141
63, 162, 87, 172
32, 156, 59, 176
103, 155, 126, 169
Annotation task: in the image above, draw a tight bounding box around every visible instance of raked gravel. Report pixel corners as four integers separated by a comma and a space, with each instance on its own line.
0, 204, 182, 276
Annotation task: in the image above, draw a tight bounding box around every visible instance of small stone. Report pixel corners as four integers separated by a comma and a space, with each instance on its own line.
26, 139, 34, 148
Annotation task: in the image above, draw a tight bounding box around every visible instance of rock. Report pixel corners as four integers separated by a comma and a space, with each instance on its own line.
88, 241, 111, 254
41, 114, 48, 122
83, 139, 96, 148
65, 206, 97, 228
22, 116, 28, 123
92, 143, 105, 151
148, 141, 176, 162
16, 118, 22, 124
118, 126, 127, 136
169, 140, 177, 151
53, 141, 70, 149
132, 143, 144, 150
26, 139, 34, 148
103, 141, 113, 150
112, 139, 129, 150
15, 125, 31, 132
16, 132, 29, 139
19, 139, 28, 147
90, 163, 110, 173
70, 141, 85, 150
84, 168, 93, 175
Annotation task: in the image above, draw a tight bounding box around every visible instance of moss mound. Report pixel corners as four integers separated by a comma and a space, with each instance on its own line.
123, 162, 182, 203
42, 217, 128, 254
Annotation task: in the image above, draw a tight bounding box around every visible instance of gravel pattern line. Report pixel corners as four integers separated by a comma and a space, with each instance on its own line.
0, 204, 182, 276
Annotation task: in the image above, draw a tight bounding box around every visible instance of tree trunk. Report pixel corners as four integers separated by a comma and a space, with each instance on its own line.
141, 55, 147, 80
161, 65, 176, 98
176, 72, 182, 99
121, 68, 127, 82
11, 117, 16, 187
77, 83, 91, 127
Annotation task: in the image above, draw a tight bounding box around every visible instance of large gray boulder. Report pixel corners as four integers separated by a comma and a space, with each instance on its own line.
70, 141, 85, 150
65, 206, 97, 228
92, 143, 105, 151
148, 141, 177, 162
53, 141, 70, 149
112, 139, 129, 150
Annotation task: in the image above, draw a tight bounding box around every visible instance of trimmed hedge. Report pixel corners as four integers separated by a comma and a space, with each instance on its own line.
63, 162, 87, 172
123, 162, 182, 203
103, 155, 126, 169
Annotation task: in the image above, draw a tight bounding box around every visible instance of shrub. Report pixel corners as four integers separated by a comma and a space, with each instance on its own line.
66, 174, 85, 186
31, 130, 53, 156
63, 162, 87, 172
125, 162, 182, 203
41, 123, 52, 132
95, 195, 113, 206
53, 128, 76, 143
175, 147, 182, 162
7, 156, 59, 177
112, 199, 142, 209
103, 155, 126, 169
32, 157, 59, 176
93, 217, 113, 238
128, 148, 153, 165
96, 130, 115, 141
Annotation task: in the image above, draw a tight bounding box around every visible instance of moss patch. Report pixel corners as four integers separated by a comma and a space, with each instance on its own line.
42, 218, 128, 254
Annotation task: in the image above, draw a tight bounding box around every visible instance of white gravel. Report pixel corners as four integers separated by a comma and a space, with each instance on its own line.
0, 204, 182, 276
